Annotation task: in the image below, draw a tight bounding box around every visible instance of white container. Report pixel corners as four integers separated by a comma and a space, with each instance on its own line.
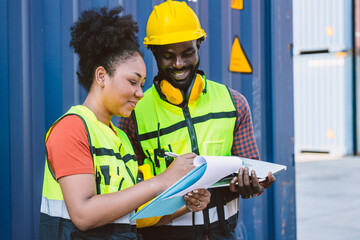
294, 52, 353, 155
293, 0, 352, 55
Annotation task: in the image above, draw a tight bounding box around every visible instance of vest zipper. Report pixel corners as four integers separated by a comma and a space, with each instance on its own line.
182, 104, 199, 154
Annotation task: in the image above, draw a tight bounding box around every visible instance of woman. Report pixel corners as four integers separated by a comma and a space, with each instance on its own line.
39, 6, 210, 239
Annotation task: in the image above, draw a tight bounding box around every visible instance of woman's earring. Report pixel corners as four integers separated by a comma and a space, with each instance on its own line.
98, 79, 105, 88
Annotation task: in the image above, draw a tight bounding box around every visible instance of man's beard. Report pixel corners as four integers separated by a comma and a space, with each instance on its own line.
157, 60, 200, 92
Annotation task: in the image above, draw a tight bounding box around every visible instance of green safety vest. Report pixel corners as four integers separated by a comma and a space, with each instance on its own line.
133, 76, 237, 176
39, 105, 138, 240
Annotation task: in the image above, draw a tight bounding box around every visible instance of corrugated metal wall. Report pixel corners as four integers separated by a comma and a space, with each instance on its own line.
293, 0, 353, 55
293, 0, 354, 155
0, 0, 295, 239
0, 0, 11, 237
355, 0, 360, 154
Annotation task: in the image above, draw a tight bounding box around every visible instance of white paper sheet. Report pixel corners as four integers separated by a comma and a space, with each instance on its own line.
171, 156, 286, 197
131, 156, 287, 219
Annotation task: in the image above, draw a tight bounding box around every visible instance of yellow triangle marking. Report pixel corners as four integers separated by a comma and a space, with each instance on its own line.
231, 0, 243, 10
229, 37, 252, 73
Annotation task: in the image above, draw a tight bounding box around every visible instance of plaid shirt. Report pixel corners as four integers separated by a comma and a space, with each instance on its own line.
118, 88, 260, 164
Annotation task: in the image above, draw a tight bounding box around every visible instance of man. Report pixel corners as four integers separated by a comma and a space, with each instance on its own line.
119, 1, 275, 239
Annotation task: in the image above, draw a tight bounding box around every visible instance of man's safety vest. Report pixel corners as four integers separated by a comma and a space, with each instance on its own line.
39, 105, 138, 240
133, 77, 237, 176
132, 77, 239, 230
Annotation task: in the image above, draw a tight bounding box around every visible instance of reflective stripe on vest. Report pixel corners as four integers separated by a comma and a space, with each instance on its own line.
166, 198, 238, 226
40, 105, 137, 231
40, 196, 135, 225
133, 77, 237, 176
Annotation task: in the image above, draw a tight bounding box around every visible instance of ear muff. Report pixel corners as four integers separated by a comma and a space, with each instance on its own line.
160, 74, 205, 105
160, 80, 184, 105
187, 74, 204, 102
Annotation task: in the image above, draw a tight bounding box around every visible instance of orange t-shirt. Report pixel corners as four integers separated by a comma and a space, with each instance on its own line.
46, 115, 94, 180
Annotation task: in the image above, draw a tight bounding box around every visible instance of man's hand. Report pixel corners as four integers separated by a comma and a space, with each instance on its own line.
260, 171, 276, 189
229, 167, 276, 199
183, 189, 210, 212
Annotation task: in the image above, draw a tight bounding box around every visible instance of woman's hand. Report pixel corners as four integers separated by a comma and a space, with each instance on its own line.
158, 153, 197, 188
183, 189, 211, 212
151, 189, 210, 226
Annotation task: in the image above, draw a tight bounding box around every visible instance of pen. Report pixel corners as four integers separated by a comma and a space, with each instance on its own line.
164, 151, 179, 158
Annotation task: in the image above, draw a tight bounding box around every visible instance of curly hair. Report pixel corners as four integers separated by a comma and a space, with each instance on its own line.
70, 6, 140, 92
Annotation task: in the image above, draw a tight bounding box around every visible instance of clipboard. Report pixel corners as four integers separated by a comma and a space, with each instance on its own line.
131, 156, 286, 220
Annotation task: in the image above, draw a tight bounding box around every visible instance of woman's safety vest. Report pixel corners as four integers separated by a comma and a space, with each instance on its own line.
39, 105, 138, 240
133, 77, 237, 176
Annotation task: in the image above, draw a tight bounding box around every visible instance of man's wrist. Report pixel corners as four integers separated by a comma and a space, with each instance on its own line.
241, 188, 264, 199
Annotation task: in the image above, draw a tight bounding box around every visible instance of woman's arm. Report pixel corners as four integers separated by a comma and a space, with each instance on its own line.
59, 153, 197, 231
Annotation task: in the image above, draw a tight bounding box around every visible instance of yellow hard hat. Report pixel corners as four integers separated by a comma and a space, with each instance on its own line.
144, 0, 206, 47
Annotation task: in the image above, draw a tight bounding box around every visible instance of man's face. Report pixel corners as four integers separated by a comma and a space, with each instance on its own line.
153, 40, 200, 91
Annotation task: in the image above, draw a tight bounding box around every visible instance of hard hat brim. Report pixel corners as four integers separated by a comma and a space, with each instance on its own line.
144, 29, 206, 47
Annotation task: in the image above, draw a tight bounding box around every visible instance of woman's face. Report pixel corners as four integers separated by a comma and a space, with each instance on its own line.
102, 53, 146, 117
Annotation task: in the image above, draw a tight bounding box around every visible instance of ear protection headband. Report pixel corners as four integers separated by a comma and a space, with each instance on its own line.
159, 74, 206, 105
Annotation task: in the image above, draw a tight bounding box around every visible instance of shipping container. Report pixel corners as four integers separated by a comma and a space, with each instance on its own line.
294, 52, 353, 155
0, 0, 295, 239
354, 0, 360, 154
293, 0, 353, 55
